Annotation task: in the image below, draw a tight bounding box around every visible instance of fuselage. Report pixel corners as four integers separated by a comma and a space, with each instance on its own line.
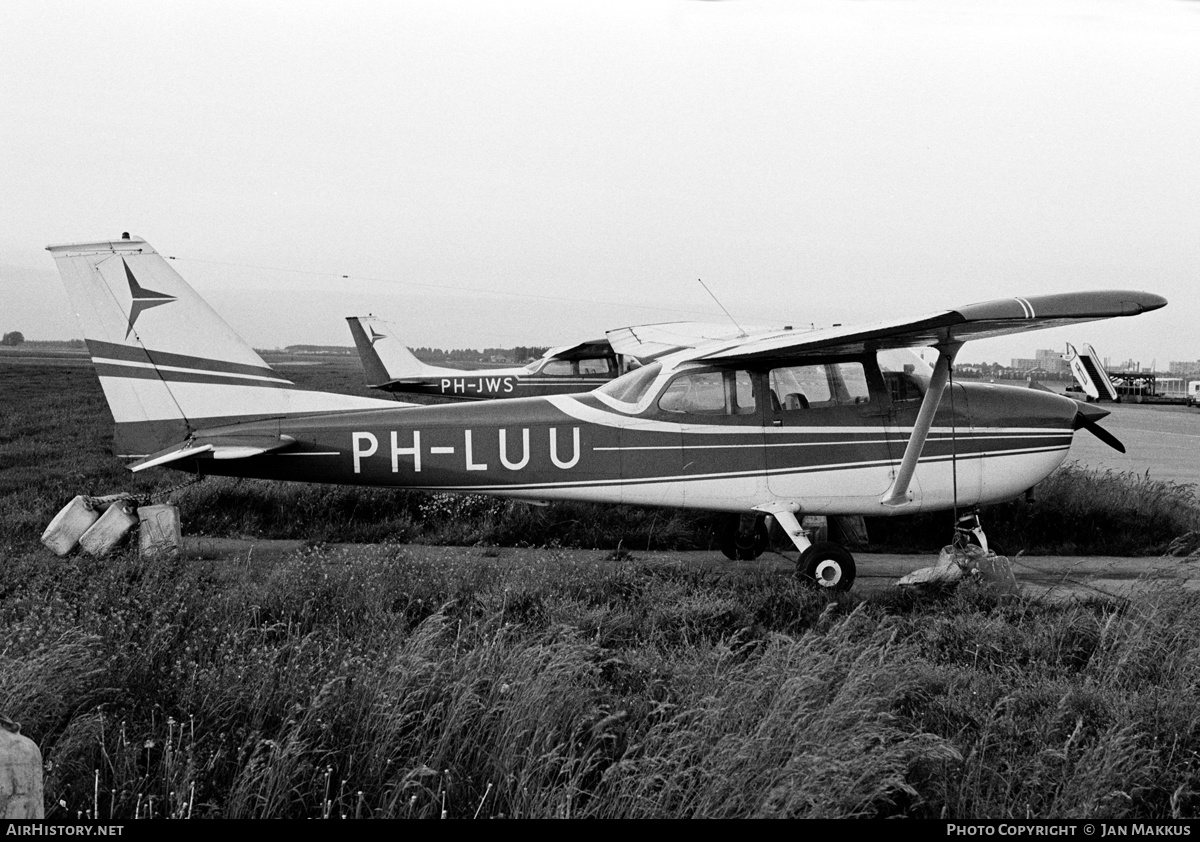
184, 356, 1081, 517
378, 365, 617, 401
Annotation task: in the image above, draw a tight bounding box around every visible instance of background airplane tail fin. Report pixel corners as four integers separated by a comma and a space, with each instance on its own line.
48, 235, 394, 459
346, 315, 446, 385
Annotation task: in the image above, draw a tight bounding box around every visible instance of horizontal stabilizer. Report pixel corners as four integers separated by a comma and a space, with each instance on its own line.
130, 434, 296, 472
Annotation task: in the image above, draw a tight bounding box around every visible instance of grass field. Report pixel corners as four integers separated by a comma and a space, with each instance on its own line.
5, 355, 1200, 818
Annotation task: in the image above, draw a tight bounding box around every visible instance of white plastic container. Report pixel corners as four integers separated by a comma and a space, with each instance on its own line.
40, 496, 99, 556
0, 719, 43, 819
79, 499, 139, 557
138, 503, 181, 558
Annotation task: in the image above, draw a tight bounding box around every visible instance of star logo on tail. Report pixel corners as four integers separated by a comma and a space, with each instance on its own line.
123, 259, 175, 338
369, 326, 387, 346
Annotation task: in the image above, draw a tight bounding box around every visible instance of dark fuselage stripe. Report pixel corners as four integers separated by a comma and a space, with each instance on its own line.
378, 443, 1071, 494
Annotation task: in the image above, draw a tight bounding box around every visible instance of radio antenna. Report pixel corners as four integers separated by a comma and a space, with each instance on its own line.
697, 278, 747, 338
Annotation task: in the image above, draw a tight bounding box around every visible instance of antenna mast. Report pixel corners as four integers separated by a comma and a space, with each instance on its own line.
697, 278, 748, 338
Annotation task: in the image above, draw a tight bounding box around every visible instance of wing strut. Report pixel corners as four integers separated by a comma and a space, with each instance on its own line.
881, 341, 962, 507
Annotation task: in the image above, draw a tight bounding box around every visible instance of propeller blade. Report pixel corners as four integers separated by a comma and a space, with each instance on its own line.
1072, 402, 1126, 453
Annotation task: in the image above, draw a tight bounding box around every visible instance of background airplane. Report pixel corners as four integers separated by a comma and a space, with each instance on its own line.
346, 314, 623, 401
50, 235, 1165, 592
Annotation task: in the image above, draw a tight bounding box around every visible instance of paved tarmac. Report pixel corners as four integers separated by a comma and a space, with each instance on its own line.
182, 538, 1200, 603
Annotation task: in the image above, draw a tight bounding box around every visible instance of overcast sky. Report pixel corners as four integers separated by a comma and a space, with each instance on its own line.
2, 0, 1197, 366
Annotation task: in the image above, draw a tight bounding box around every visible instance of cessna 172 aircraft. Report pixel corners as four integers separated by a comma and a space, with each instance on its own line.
49, 234, 1166, 591
346, 314, 621, 401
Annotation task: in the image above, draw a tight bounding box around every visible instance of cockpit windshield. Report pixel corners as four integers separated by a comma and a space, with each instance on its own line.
596, 362, 662, 406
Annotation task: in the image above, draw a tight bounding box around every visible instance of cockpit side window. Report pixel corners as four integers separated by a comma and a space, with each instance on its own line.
659, 371, 727, 414
540, 359, 574, 376
658, 369, 758, 416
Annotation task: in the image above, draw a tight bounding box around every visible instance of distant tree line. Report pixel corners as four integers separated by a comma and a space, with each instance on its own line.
22, 338, 85, 348
280, 345, 356, 355
413, 346, 550, 364
955, 362, 1071, 381
2, 331, 25, 346
262, 344, 553, 364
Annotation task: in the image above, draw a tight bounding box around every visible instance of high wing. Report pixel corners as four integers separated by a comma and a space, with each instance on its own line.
686, 291, 1167, 363
606, 321, 795, 361
608, 291, 1165, 512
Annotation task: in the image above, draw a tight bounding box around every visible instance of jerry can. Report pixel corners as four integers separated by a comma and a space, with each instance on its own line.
79, 499, 139, 557
40, 495, 99, 556
138, 503, 181, 558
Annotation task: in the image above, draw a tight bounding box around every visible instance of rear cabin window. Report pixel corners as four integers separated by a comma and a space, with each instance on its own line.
658, 370, 758, 416
769, 362, 870, 411
578, 357, 614, 375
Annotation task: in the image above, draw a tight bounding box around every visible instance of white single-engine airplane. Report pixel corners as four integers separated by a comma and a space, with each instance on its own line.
49, 234, 1166, 591
345, 314, 622, 401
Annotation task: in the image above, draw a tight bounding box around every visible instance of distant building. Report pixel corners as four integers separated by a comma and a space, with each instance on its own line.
1010, 350, 1068, 374
1034, 349, 1069, 374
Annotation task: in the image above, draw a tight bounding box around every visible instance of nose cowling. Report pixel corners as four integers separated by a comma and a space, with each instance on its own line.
961, 382, 1125, 454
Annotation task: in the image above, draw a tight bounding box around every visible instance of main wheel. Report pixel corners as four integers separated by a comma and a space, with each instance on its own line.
798, 541, 856, 591
718, 514, 770, 560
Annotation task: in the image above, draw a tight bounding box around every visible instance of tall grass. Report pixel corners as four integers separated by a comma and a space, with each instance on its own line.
865, 463, 1200, 556
7, 543, 1200, 818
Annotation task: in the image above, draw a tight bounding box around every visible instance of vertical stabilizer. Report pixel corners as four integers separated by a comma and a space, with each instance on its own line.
346, 315, 450, 385
49, 235, 397, 458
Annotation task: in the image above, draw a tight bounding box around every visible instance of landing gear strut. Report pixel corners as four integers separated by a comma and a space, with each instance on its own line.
718, 513, 770, 560
751, 504, 858, 592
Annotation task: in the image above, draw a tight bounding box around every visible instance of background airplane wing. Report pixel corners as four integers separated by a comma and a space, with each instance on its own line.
606, 321, 795, 361
687, 291, 1166, 363
541, 339, 614, 361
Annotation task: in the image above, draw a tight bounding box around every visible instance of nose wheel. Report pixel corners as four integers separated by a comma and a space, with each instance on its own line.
797, 541, 856, 592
